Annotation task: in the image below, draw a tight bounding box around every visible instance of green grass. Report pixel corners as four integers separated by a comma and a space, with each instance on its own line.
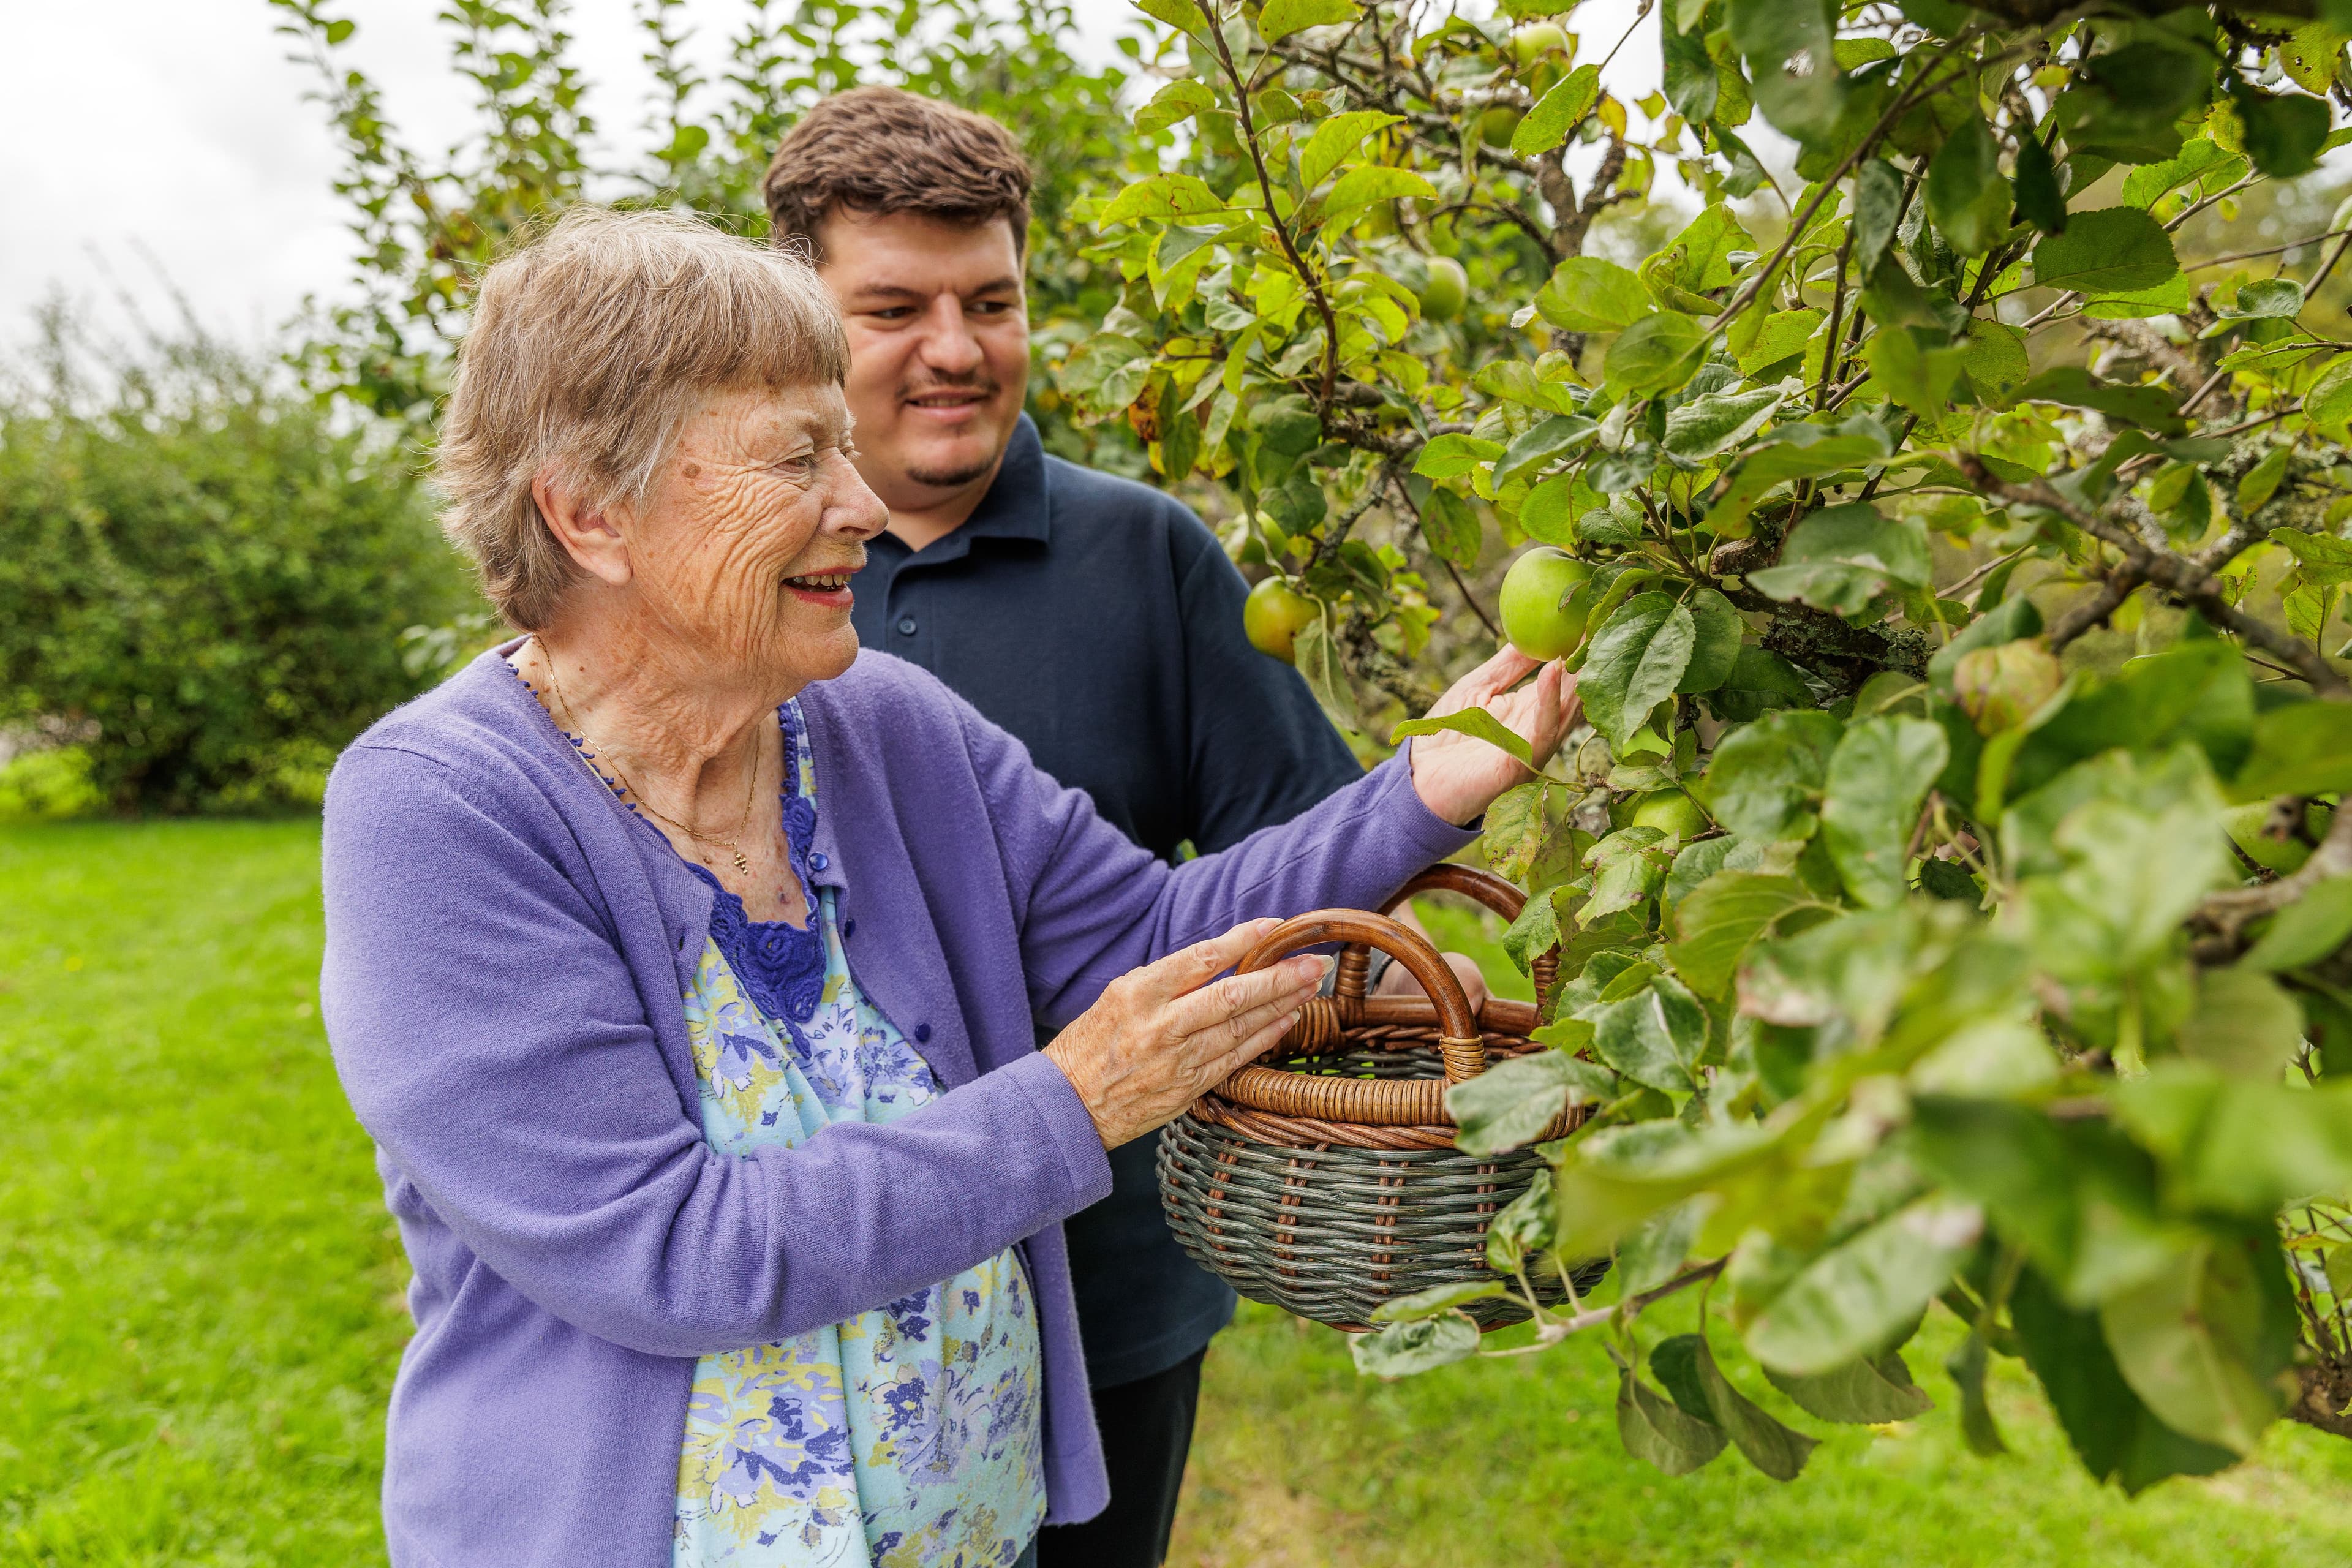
9, 820, 2352, 1566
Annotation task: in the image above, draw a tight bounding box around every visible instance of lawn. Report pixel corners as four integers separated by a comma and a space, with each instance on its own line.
9, 818, 2352, 1565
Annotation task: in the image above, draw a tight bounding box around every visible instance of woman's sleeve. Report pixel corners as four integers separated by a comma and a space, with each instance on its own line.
319, 744, 1112, 1359
956, 707, 1482, 1030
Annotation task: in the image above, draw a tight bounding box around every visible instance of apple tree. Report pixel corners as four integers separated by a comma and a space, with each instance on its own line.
1064, 0, 2352, 1488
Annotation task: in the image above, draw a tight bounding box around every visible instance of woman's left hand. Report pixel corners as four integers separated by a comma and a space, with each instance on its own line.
1408, 647, 1579, 826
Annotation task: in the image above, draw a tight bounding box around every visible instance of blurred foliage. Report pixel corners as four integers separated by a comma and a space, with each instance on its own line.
268, 0, 1170, 473
0, 306, 473, 813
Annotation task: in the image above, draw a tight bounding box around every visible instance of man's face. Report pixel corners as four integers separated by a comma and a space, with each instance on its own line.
818, 210, 1029, 514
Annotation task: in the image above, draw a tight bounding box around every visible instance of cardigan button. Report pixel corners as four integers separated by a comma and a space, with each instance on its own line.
842, 918, 857, 938
914, 1023, 933, 1044
809, 851, 829, 872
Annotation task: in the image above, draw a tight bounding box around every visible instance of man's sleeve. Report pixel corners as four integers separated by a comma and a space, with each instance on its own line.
1169, 510, 1370, 854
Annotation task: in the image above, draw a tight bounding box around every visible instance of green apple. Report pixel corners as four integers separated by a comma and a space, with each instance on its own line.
2223, 800, 2336, 876
1512, 21, 1569, 69
1479, 105, 1522, 149
1630, 789, 1708, 840
1419, 256, 1468, 322
1498, 546, 1594, 660
1243, 576, 1319, 663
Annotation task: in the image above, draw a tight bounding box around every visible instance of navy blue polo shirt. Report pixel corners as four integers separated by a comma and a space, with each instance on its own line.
850, 414, 1363, 1387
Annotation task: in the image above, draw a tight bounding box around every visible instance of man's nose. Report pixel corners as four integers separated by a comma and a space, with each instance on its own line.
914, 295, 985, 376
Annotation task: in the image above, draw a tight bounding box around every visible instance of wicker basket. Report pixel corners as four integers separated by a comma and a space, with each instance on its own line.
1156, 866, 1600, 1332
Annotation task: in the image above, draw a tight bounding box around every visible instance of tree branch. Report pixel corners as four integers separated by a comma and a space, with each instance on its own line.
1956, 455, 2350, 696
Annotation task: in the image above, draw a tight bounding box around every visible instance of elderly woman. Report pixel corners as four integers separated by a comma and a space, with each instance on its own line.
320, 206, 1572, 1568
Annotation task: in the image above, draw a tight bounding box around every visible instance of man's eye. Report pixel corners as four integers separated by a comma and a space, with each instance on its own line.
971, 301, 1015, 317
868, 307, 914, 322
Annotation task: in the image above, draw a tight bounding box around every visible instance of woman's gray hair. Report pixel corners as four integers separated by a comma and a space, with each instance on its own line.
437, 205, 850, 630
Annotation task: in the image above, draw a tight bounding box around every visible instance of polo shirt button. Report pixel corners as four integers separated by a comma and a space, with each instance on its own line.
895, 615, 918, 636
914, 1023, 933, 1043
809, 852, 829, 872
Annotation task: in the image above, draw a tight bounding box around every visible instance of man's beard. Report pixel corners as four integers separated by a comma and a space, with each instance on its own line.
899, 377, 1003, 489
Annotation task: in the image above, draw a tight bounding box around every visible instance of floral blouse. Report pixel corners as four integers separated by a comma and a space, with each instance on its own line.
668, 700, 1047, 1568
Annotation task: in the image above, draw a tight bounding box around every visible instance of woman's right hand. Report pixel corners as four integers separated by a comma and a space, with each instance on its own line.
1044, 919, 1327, 1149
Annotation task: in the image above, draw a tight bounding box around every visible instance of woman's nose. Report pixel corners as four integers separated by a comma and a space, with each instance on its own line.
827, 463, 891, 540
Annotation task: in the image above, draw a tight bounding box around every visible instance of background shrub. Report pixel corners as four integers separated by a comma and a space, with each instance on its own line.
0, 314, 477, 813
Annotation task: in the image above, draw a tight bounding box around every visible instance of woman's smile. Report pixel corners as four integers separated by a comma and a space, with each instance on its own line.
783, 566, 858, 608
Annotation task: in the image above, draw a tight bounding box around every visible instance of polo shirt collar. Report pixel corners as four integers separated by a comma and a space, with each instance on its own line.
886, 413, 1049, 566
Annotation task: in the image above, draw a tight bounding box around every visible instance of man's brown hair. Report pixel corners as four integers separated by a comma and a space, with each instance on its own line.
763, 86, 1032, 262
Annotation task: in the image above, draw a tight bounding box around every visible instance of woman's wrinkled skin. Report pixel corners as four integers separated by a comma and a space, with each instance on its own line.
505, 380, 1579, 1148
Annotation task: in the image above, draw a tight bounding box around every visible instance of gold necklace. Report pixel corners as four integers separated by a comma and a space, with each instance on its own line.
536, 643, 763, 878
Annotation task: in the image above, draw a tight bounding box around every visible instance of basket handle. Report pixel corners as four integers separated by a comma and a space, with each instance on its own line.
1237, 909, 1485, 1084
1343, 864, 1560, 1020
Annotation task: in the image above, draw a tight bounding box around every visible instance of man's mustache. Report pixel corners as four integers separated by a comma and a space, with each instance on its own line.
899, 375, 1001, 400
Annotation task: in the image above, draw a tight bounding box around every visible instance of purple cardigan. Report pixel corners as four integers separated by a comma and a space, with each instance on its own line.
318, 647, 1476, 1567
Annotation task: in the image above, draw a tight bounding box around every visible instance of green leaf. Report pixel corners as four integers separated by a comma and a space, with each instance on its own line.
2176, 966, 2307, 1079
1390, 706, 1533, 766
1416, 485, 1482, 566
1487, 1166, 1558, 1272
1618, 1366, 1729, 1475
323, 17, 356, 44
2231, 700, 2352, 800
1369, 1280, 1511, 1323
2244, 876, 2352, 971
1925, 115, 2012, 257
1851, 159, 1905, 274
1962, 318, 2032, 405
1412, 432, 1505, 480
1679, 587, 1744, 694
2307, 357, 2352, 428
1662, 386, 1789, 461
1133, 0, 1210, 34
1258, 0, 1357, 43
2011, 1265, 2239, 1494
2234, 278, 2305, 320
1747, 503, 1931, 619
2031, 208, 2180, 296
1584, 826, 1673, 921
2013, 135, 2067, 234
1098, 173, 1228, 226
1480, 780, 1565, 884
1593, 974, 1711, 1093
1866, 327, 1969, 418
1619, 1199, 1708, 1295
2016, 366, 2186, 437
1298, 109, 1403, 189
1534, 255, 1653, 334
1670, 872, 1816, 998
1447, 1049, 1615, 1155
2239, 445, 2293, 514
1822, 715, 1950, 909
1703, 418, 1895, 538
1654, 1333, 1819, 1480
2238, 88, 2333, 179
1499, 885, 1563, 974
1351, 1313, 1479, 1377
1945, 1327, 2009, 1457
1709, 646, 1815, 722
1136, 79, 1218, 135
2098, 1236, 2294, 1455
1700, 709, 1842, 843
1764, 1351, 1935, 1424
1494, 413, 1597, 489
1290, 612, 1356, 733
1581, 593, 1697, 747
1726, 0, 1844, 145
1747, 1197, 1985, 1376
1513, 64, 1602, 157
1604, 312, 1711, 397
1660, 25, 1719, 124
1324, 164, 1438, 221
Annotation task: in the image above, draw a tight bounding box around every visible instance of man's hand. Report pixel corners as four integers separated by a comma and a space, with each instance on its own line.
1373, 949, 1490, 1012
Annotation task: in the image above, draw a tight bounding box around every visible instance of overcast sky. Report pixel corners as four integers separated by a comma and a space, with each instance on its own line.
0, 1, 1663, 355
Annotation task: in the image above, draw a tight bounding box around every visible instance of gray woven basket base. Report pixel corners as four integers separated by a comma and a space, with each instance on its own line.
1156, 1112, 1608, 1330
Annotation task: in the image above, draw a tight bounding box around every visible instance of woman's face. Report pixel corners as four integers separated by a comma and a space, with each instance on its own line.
620, 382, 889, 695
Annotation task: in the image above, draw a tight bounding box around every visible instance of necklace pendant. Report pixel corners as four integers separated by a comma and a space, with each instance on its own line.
731, 848, 752, 877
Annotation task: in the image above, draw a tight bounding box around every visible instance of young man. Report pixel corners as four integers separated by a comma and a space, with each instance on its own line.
763, 88, 1482, 1565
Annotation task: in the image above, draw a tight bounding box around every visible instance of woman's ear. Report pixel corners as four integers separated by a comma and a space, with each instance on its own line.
532, 469, 632, 589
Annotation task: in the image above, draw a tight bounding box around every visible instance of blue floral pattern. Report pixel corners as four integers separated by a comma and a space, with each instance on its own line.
672, 703, 1045, 1568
